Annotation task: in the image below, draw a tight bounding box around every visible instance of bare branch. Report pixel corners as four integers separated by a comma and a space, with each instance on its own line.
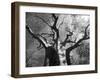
76, 24, 90, 44
60, 23, 90, 52
38, 34, 48, 43
26, 25, 48, 49
51, 14, 59, 30
26, 25, 34, 36
52, 14, 58, 20
60, 40, 75, 48
34, 14, 58, 45
67, 24, 90, 51
83, 24, 90, 38
60, 30, 74, 47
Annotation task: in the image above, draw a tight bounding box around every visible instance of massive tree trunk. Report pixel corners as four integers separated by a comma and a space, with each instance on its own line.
65, 44, 81, 65
26, 25, 60, 66
44, 46, 60, 66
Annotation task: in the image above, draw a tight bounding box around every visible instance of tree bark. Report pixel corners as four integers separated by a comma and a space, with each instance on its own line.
26, 25, 60, 66
65, 49, 71, 65
44, 46, 60, 66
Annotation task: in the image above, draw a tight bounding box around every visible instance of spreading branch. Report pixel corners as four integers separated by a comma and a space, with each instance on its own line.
34, 14, 59, 46
52, 14, 58, 20
33, 14, 60, 49
60, 30, 75, 47
26, 25, 48, 49
67, 24, 90, 51
51, 14, 58, 29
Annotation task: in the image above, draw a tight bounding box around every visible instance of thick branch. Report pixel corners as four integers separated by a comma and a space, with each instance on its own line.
52, 14, 58, 20
67, 24, 90, 51
35, 14, 59, 46
84, 24, 90, 38
61, 31, 74, 47
51, 14, 58, 30
26, 25, 47, 49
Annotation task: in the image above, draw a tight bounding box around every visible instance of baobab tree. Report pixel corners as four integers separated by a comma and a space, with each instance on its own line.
26, 13, 61, 66
26, 12, 90, 66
